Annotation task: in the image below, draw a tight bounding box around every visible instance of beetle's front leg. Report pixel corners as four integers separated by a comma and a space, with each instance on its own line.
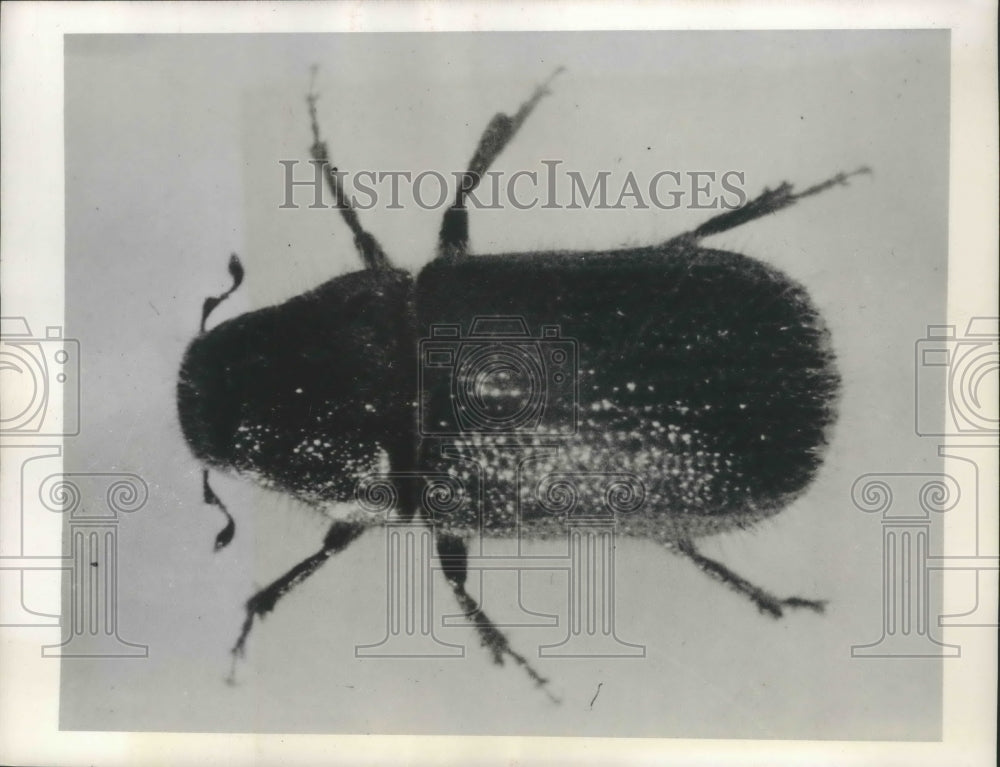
227, 518, 370, 681
674, 538, 827, 619
306, 67, 393, 271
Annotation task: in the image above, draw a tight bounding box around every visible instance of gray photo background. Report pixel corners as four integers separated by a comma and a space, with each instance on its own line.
63, 31, 948, 737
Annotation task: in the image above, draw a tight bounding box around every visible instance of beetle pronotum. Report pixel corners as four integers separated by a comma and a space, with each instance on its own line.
177, 68, 867, 697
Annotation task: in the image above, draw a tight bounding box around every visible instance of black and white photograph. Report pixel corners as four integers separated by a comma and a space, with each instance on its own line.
1, 3, 997, 765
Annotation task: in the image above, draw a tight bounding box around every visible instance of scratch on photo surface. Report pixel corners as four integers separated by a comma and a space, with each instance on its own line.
590, 682, 603, 709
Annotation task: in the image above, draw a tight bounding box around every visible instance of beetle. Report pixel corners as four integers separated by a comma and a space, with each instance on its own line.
177, 68, 866, 697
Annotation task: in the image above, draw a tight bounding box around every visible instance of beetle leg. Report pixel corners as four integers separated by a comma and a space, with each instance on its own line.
436, 532, 561, 703
674, 538, 827, 619
227, 518, 369, 682
306, 67, 393, 271
438, 67, 564, 258
669, 166, 872, 245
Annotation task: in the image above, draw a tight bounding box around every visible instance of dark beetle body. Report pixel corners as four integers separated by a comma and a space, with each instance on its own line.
175, 71, 855, 685
178, 241, 839, 541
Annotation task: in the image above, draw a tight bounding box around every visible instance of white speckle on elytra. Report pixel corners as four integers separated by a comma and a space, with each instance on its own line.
626, 382, 636, 392
739, 403, 747, 410
295, 388, 303, 394
364, 403, 376, 412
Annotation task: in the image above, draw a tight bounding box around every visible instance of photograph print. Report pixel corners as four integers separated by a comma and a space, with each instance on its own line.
53, 30, 953, 738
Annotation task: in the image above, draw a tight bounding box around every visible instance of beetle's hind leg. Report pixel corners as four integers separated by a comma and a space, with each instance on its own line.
673, 538, 826, 619
669, 166, 872, 246
438, 67, 564, 258
436, 532, 561, 703
227, 518, 370, 682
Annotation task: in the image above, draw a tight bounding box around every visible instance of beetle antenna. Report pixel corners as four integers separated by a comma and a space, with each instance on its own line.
671, 166, 872, 245
438, 67, 566, 259
307, 68, 394, 271
200, 253, 244, 333
202, 469, 236, 551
